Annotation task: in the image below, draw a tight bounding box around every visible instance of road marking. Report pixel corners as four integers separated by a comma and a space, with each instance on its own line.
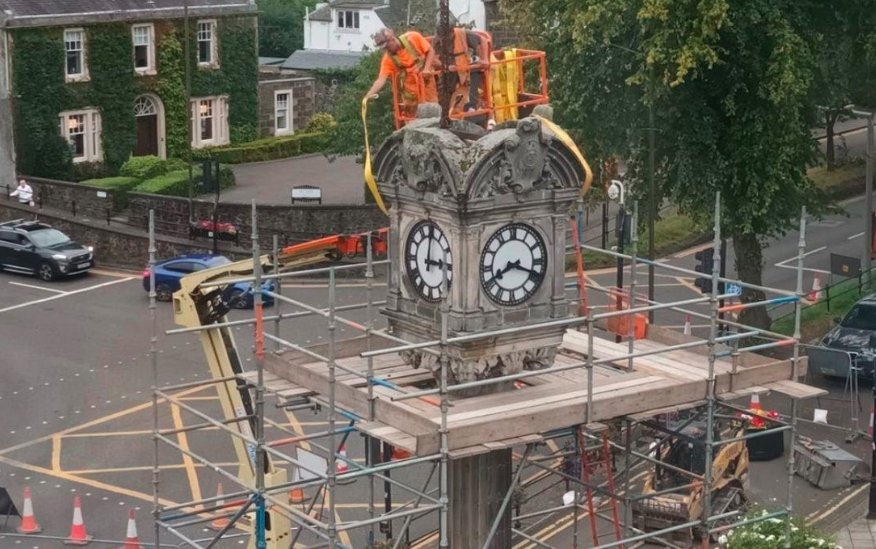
171, 402, 203, 504
848, 231, 865, 240
674, 242, 713, 259
8, 280, 67, 293
805, 483, 868, 526
0, 276, 135, 314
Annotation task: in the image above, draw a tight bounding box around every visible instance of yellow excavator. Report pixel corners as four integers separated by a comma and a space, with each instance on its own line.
634, 418, 750, 540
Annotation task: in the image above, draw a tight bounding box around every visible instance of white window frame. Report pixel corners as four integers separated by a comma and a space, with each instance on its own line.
336, 10, 360, 31
274, 89, 293, 136
191, 96, 229, 148
132, 23, 156, 75
64, 28, 89, 82
196, 20, 219, 68
59, 109, 102, 163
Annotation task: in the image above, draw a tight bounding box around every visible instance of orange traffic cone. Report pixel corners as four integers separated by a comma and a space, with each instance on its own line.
209, 483, 231, 531
683, 315, 692, 336
391, 445, 412, 461
119, 508, 141, 549
65, 495, 92, 545
749, 393, 762, 413
289, 487, 306, 504
336, 444, 349, 474
869, 404, 874, 438
16, 486, 42, 534
808, 274, 823, 301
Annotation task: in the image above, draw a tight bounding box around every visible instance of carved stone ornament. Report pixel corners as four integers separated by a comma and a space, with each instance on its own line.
398, 143, 453, 196
401, 346, 558, 393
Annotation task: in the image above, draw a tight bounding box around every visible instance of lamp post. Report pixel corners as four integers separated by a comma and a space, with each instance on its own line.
609, 179, 627, 343
851, 108, 874, 283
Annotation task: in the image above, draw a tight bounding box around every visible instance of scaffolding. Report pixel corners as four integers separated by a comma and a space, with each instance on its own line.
146, 192, 825, 548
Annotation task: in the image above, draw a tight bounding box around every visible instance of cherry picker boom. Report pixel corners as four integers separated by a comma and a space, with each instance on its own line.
169, 228, 387, 548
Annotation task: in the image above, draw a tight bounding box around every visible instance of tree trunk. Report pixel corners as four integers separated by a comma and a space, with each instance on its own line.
825, 110, 836, 171
733, 233, 771, 330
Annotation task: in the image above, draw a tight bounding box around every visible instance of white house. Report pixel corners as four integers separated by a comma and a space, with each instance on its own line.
303, 0, 486, 53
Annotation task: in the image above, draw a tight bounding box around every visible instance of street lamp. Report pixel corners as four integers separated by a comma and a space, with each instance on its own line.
609, 178, 628, 343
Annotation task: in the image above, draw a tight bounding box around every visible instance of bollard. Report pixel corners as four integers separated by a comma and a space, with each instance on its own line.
106, 207, 111, 226
72, 199, 77, 217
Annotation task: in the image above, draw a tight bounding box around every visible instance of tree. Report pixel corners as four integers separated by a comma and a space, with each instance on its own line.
501, 0, 837, 329
257, 0, 318, 57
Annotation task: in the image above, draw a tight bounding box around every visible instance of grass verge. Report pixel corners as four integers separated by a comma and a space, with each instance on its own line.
771, 276, 874, 341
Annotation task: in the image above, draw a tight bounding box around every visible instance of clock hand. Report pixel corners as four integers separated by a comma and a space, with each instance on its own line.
426, 224, 435, 271
510, 262, 536, 275
425, 258, 444, 268
493, 259, 520, 280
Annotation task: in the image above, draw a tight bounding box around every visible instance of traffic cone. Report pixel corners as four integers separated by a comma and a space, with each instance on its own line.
749, 393, 762, 413
808, 273, 823, 301
683, 315, 692, 336
64, 495, 92, 545
336, 444, 349, 474
209, 483, 231, 531
16, 486, 42, 534
119, 508, 141, 549
391, 445, 412, 461
288, 487, 306, 504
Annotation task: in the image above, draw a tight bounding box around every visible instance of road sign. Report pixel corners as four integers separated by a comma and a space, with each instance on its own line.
725, 283, 742, 297
830, 253, 861, 278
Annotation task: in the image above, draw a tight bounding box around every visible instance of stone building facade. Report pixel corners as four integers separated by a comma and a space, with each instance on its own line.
257, 71, 316, 138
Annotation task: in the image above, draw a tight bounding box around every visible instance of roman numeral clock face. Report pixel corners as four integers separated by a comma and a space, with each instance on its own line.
405, 221, 452, 302
480, 223, 547, 306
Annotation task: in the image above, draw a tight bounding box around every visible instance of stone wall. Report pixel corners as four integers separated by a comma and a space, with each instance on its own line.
127, 192, 387, 249
0, 200, 248, 268
257, 73, 316, 137
7, 176, 118, 220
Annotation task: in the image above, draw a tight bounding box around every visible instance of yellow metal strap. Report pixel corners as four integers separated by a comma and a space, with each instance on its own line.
535, 115, 593, 196
361, 97, 389, 215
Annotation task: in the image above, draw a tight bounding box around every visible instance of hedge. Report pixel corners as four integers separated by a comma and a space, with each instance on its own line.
133, 165, 235, 197
119, 156, 187, 180
191, 132, 329, 164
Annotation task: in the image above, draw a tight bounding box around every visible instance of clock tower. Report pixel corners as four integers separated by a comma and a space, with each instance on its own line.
374, 114, 589, 394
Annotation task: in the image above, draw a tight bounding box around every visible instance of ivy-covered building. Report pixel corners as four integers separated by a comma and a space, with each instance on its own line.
0, 0, 259, 182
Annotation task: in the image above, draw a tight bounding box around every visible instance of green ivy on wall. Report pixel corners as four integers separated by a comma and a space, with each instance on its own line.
155, 30, 188, 159
11, 16, 259, 180
189, 17, 259, 143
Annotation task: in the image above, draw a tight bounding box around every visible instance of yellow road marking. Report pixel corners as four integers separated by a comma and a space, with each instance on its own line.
805, 483, 868, 525
65, 462, 239, 475
171, 402, 203, 504
52, 435, 61, 472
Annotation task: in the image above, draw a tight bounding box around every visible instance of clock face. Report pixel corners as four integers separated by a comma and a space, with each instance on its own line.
405, 220, 452, 302
480, 223, 547, 306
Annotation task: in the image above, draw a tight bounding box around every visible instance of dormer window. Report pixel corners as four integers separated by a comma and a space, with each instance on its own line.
336, 10, 360, 30
64, 29, 88, 82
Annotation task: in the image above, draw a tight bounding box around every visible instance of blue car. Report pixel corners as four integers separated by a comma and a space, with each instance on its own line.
142, 254, 274, 308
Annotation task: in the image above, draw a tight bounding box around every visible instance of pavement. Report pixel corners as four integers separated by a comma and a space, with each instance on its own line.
836, 517, 876, 548
223, 154, 366, 205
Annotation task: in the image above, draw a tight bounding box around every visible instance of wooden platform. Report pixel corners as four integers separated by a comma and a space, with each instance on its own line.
256, 326, 814, 458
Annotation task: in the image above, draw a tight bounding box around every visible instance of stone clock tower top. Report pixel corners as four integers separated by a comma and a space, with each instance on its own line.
374, 115, 591, 393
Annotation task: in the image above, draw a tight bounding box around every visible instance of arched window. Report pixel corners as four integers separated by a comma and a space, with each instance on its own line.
134, 95, 158, 117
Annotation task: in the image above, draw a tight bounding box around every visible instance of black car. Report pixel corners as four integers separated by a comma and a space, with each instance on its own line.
812, 293, 876, 378
0, 220, 94, 281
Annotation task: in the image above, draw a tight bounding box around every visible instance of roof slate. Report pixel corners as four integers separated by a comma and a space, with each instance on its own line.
281, 48, 366, 71
0, 0, 256, 27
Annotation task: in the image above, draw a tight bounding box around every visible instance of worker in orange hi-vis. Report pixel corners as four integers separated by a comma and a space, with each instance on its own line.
431, 28, 491, 115
364, 28, 437, 115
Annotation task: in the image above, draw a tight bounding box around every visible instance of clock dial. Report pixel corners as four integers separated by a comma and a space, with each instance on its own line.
405, 220, 452, 302
480, 223, 547, 306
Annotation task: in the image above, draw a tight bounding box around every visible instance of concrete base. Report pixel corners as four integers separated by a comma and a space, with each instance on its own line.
448, 449, 513, 548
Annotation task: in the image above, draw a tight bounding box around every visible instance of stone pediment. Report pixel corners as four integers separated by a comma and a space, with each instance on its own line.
374, 116, 586, 208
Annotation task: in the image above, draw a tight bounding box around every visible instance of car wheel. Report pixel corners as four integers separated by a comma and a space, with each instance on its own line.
228, 288, 250, 309
37, 262, 55, 281
156, 283, 173, 302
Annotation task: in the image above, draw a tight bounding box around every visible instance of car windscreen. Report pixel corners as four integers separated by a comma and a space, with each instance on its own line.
27, 228, 71, 248
841, 303, 876, 330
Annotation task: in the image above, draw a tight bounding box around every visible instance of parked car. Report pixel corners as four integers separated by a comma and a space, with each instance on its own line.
811, 293, 876, 378
142, 254, 274, 308
0, 219, 94, 280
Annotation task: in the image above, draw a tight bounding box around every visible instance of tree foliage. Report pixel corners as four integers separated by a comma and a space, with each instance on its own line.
500, 0, 876, 328
257, 0, 319, 57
